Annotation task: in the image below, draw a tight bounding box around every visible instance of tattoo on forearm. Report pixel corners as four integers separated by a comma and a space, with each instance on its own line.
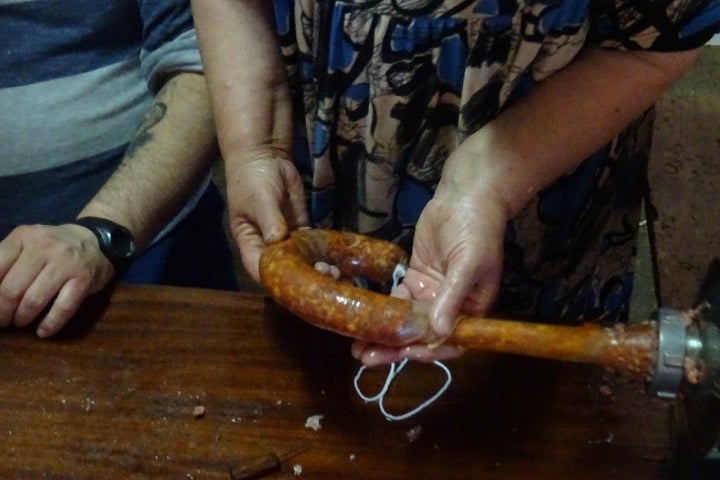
125, 103, 168, 158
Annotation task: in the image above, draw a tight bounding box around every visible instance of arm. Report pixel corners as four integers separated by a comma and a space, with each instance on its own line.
191, 0, 291, 160
433, 46, 701, 327
0, 72, 218, 337
442, 46, 701, 220
191, 0, 309, 282
78, 72, 217, 248
354, 46, 701, 365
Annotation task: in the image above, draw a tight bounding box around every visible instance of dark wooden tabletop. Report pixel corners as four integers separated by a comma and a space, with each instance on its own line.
0, 284, 674, 479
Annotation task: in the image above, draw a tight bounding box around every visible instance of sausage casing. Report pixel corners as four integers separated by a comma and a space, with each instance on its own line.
259, 229, 431, 346
259, 229, 657, 378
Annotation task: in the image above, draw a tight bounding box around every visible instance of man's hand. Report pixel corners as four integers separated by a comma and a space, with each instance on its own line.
225, 144, 309, 282
0, 224, 114, 337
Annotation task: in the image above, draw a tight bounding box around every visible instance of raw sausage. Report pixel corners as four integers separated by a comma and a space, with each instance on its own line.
259, 229, 430, 346
259, 229, 657, 378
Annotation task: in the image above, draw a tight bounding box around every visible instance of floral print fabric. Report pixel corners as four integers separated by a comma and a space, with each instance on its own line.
271, 0, 720, 323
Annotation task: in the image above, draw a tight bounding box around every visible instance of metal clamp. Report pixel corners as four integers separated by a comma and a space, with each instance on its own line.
649, 308, 688, 398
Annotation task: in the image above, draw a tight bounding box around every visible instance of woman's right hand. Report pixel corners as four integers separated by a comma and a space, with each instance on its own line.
193, 0, 304, 282
225, 145, 309, 283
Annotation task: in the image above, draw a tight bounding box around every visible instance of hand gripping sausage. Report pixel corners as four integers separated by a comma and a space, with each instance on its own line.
259, 229, 657, 379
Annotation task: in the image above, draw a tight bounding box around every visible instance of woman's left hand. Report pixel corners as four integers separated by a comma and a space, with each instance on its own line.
351, 177, 510, 366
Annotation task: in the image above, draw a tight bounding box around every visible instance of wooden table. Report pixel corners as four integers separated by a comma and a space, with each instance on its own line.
0, 284, 674, 479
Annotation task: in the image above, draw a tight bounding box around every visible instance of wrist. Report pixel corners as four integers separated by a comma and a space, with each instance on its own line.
72, 217, 138, 275
437, 153, 517, 223
224, 143, 293, 181
440, 128, 542, 220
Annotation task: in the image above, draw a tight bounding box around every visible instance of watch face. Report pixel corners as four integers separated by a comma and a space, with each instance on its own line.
109, 225, 137, 258
75, 217, 137, 272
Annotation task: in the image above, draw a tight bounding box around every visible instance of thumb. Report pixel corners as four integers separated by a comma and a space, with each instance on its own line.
428, 266, 475, 338
249, 193, 291, 244
282, 164, 311, 230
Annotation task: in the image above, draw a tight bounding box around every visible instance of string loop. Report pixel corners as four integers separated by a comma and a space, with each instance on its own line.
353, 358, 452, 421
352, 263, 452, 421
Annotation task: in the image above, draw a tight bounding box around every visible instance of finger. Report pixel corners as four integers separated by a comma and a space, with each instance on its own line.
398, 268, 441, 303
428, 262, 483, 337
356, 344, 404, 367
0, 239, 22, 326
352, 340, 400, 366
235, 225, 267, 284
251, 189, 292, 244
355, 343, 465, 367
352, 343, 419, 366
390, 282, 412, 299
314, 261, 331, 276
282, 164, 310, 229
351, 340, 370, 360
314, 262, 340, 280
36, 278, 89, 338
239, 237, 265, 283
0, 252, 45, 327
397, 344, 466, 363
12, 265, 66, 327
0, 236, 22, 280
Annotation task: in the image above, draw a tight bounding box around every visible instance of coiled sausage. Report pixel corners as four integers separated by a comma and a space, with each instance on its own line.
259, 229, 657, 378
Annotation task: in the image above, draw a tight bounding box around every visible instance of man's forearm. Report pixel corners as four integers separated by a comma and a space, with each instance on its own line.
443, 46, 701, 218
77, 72, 217, 248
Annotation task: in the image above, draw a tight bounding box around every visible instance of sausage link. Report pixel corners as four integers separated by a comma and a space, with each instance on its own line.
259, 229, 431, 346
259, 229, 658, 378
451, 317, 658, 378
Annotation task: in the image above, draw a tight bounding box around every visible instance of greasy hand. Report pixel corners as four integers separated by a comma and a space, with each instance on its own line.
0, 224, 115, 337
225, 144, 309, 282
352, 186, 508, 366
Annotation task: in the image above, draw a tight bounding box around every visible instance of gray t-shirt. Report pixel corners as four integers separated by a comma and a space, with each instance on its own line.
0, 0, 207, 236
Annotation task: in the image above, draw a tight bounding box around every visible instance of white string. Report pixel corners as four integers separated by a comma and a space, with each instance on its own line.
352, 263, 453, 421
353, 358, 452, 421
391, 263, 407, 290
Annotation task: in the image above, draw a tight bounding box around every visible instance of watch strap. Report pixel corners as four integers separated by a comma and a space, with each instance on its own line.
73, 217, 137, 274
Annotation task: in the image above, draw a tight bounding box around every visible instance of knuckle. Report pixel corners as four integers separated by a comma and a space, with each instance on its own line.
10, 224, 36, 237
18, 294, 45, 316
0, 300, 20, 326
0, 283, 22, 305
9, 224, 46, 244
72, 270, 94, 287
53, 243, 84, 262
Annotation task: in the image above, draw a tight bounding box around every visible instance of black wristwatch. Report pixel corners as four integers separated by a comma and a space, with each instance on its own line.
73, 217, 137, 274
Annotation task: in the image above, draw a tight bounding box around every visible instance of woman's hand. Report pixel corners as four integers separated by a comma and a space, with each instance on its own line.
193, 0, 302, 283
225, 145, 309, 282
352, 169, 510, 366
